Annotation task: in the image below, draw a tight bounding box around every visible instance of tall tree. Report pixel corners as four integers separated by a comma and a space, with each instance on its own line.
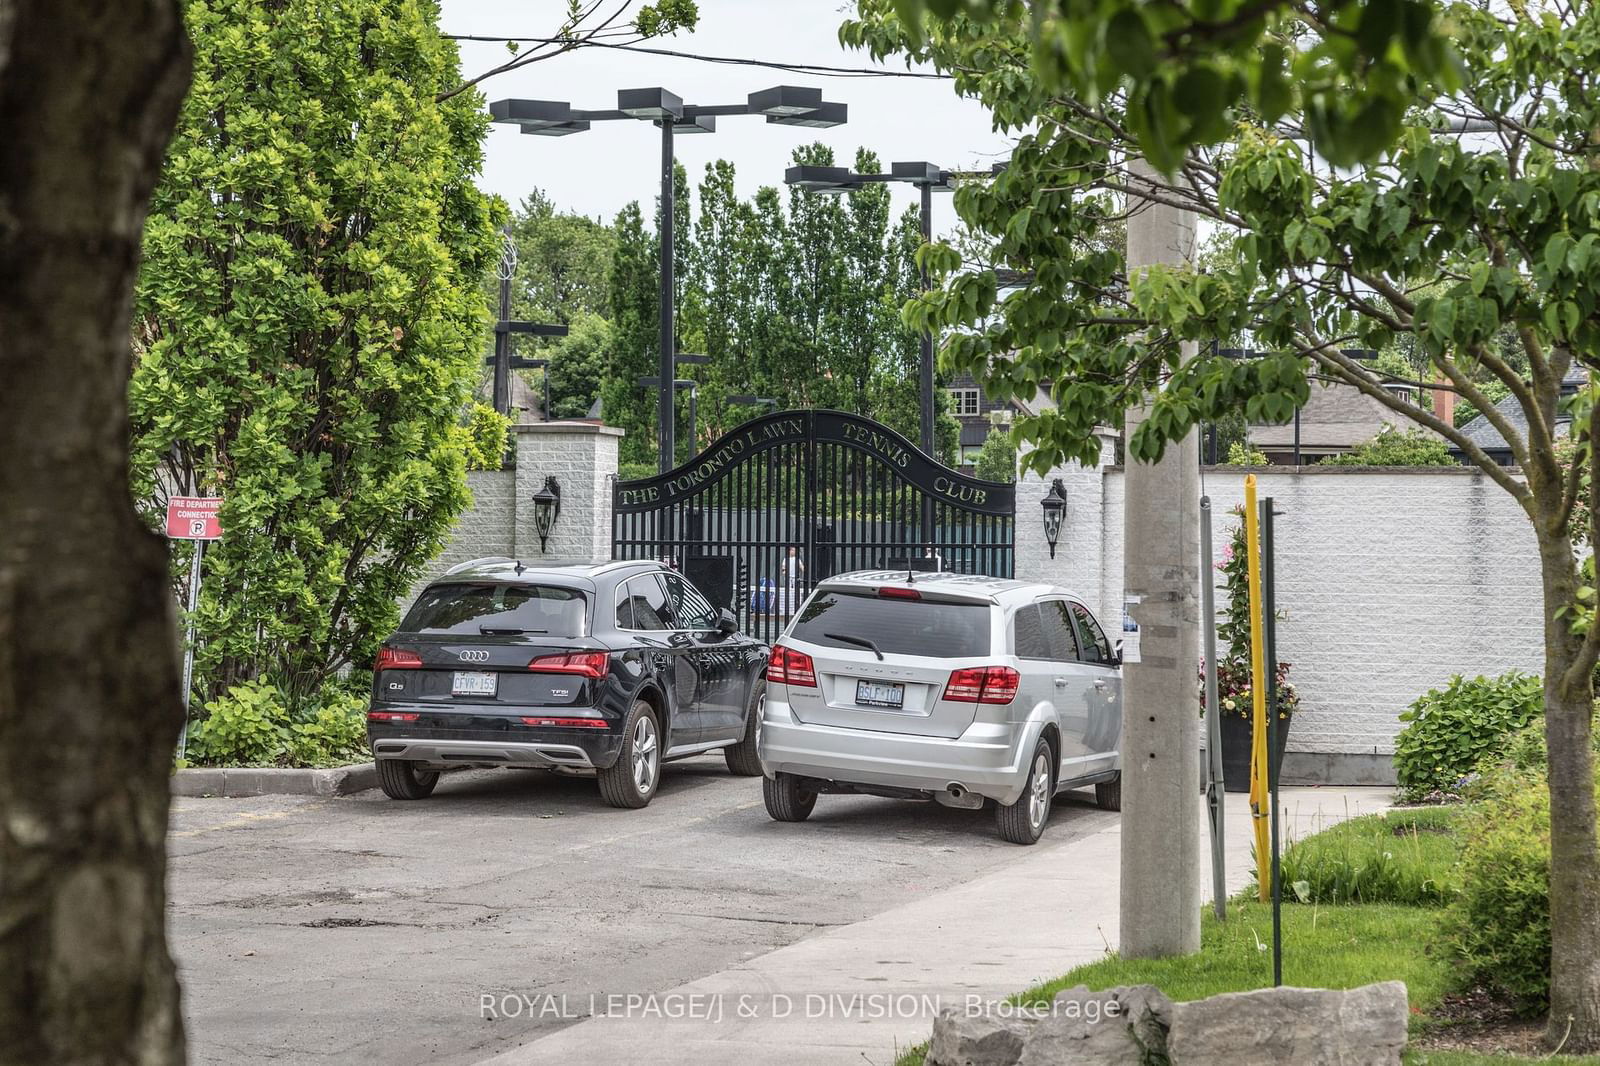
546, 312, 612, 420
849, 0, 1600, 1046
0, 0, 193, 1062
601, 163, 693, 468
504, 189, 617, 322
128, 0, 502, 708
601, 201, 657, 466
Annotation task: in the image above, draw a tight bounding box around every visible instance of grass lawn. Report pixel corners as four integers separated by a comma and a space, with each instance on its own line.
1273, 806, 1464, 906
1408, 1049, 1600, 1056
894, 901, 1444, 1066
1008, 900, 1447, 1009
891, 806, 1596, 1066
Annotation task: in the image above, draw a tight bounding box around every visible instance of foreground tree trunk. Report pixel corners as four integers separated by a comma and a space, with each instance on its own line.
0, 2, 191, 1064
1538, 523, 1600, 1052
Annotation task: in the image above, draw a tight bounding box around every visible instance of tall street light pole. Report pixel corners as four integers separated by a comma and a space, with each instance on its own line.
785, 161, 952, 458
492, 86, 848, 474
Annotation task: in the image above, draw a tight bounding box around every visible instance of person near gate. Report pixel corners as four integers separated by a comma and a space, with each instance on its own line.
782, 546, 805, 616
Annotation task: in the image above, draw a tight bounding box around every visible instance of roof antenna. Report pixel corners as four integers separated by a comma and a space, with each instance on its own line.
513, 560, 526, 576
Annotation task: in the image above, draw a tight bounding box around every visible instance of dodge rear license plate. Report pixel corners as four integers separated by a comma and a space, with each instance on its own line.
452, 671, 497, 697
856, 680, 904, 708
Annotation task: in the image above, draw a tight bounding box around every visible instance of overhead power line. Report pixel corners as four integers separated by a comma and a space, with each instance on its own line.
442, 34, 954, 79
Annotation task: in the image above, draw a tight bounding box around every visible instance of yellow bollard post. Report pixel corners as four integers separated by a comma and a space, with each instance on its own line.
1245, 475, 1270, 903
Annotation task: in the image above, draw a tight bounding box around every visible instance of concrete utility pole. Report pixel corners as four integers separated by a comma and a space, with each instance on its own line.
1119, 157, 1202, 958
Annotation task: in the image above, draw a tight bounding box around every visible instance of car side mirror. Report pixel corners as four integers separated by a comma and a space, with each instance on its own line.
716, 608, 738, 635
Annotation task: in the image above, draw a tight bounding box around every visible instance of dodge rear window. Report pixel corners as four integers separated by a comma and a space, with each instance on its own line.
788, 592, 990, 658
402, 583, 587, 637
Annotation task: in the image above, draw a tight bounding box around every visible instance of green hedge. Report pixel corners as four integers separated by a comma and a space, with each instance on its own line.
1393, 671, 1544, 801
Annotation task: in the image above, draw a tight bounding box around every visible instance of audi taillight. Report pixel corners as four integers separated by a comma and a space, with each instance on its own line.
527, 651, 609, 679
375, 647, 422, 670
520, 716, 608, 728
943, 666, 1020, 705
767, 644, 816, 688
367, 711, 420, 723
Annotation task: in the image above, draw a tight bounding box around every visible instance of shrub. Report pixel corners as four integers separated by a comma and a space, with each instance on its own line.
1220, 440, 1268, 466
1274, 808, 1462, 906
1474, 709, 1600, 778
286, 691, 370, 768
973, 428, 1018, 483
188, 679, 291, 766
1392, 671, 1543, 801
1318, 427, 1458, 466
187, 680, 369, 768
1441, 769, 1563, 1012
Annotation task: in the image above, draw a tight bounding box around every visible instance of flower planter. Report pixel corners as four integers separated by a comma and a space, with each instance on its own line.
1218, 712, 1292, 793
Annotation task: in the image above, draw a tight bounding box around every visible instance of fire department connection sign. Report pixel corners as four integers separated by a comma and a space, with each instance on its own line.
166, 496, 224, 541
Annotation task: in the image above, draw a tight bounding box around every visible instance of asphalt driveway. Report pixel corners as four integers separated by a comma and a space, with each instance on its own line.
168, 758, 1117, 1065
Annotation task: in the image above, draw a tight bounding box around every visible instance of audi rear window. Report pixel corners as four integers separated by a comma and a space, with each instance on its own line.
402, 583, 587, 637
788, 591, 991, 659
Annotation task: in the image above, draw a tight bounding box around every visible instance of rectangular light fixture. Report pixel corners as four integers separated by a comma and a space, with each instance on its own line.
892, 161, 944, 184
673, 114, 716, 135
784, 164, 853, 191
523, 121, 590, 137
489, 98, 572, 126
748, 85, 823, 117
767, 101, 847, 128
618, 87, 684, 120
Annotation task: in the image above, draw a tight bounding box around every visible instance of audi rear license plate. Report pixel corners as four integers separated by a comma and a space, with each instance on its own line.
856, 680, 904, 709
452, 671, 497, 697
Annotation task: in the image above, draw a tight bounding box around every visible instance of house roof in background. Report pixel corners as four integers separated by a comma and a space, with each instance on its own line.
1250, 380, 1437, 449
1452, 366, 1586, 456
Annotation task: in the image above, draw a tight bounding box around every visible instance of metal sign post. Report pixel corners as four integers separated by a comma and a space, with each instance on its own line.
1200, 496, 1226, 920
1262, 496, 1283, 986
167, 495, 223, 758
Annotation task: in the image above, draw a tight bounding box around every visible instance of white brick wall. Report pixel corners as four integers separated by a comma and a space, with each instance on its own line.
513, 422, 621, 562
1017, 464, 1544, 758
423, 422, 623, 592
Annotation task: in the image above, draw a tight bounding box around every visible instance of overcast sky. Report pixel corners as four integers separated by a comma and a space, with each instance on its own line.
439, 0, 1015, 232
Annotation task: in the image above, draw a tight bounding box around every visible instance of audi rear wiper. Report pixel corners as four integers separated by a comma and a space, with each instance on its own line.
825, 632, 884, 660
478, 625, 546, 635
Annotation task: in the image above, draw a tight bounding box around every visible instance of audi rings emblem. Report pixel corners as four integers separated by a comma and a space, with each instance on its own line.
457, 650, 490, 663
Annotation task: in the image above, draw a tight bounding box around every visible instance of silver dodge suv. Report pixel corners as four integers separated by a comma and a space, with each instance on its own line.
756, 571, 1122, 844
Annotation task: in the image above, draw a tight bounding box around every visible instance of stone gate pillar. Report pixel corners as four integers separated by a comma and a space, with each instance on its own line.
513, 421, 623, 562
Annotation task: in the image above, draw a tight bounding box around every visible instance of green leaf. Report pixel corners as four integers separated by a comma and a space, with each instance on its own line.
1105, 9, 1157, 78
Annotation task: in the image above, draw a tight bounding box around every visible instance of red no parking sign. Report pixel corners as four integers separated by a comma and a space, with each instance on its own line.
166, 496, 224, 541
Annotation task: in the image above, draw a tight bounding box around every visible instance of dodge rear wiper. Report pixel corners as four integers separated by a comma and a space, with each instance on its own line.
825, 632, 884, 661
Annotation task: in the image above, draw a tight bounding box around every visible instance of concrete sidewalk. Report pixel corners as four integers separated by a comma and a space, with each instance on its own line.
477, 786, 1391, 1066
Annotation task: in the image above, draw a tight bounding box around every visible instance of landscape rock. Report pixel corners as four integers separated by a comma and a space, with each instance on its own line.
1164, 981, 1408, 1066
927, 1006, 1037, 1066
1018, 984, 1173, 1066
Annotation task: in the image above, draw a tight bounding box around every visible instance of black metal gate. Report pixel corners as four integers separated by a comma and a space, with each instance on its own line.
611, 409, 1015, 643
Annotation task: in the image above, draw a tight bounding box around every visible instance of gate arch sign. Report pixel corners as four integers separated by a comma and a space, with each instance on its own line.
612, 409, 1016, 643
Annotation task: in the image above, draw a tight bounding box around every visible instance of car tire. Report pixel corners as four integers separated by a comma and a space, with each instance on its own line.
996, 739, 1053, 845
598, 701, 661, 809
763, 772, 816, 822
724, 679, 766, 777
1095, 773, 1122, 812
377, 759, 439, 801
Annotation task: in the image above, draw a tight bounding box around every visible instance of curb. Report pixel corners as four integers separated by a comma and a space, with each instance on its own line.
172, 763, 378, 798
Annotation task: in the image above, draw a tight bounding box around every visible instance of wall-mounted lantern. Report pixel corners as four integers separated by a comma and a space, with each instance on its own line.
532, 476, 561, 553
1040, 478, 1068, 559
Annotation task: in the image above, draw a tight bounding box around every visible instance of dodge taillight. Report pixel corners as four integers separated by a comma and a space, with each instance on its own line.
943, 666, 1020, 705
767, 645, 816, 688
